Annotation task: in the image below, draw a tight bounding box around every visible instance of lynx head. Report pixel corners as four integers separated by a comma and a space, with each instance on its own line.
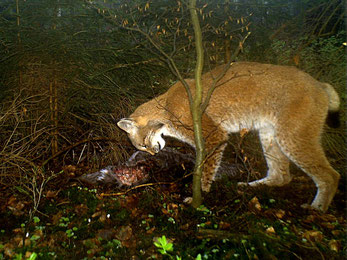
117, 118, 167, 155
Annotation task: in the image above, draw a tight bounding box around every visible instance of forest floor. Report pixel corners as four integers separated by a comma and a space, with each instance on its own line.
0, 149, 346, 260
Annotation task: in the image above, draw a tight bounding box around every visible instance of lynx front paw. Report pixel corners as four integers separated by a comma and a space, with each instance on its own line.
301, 202, 326, 212
301, 203, 323, 212
237, 175, 292, 187
237, 182, 249, 187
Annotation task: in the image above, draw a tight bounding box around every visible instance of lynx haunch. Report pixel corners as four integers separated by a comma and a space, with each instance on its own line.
118, 62, 340, 212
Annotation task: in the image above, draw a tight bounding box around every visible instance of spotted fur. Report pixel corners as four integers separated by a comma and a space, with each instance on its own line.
118, 62, 340, 212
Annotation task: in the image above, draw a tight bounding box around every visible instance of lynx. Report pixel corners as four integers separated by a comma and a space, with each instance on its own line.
118, 62, 340, 212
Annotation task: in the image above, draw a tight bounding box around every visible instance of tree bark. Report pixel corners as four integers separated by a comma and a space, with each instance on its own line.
189, 0, 205, 208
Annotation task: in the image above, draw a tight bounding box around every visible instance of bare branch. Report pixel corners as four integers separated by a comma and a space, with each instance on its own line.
201, 32, 251, 113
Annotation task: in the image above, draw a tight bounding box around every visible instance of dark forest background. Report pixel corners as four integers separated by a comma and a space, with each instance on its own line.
0, 0, 345, 184
0, 1, 346, 259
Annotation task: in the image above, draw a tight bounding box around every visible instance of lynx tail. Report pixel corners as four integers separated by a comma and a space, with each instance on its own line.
322, 83, 340, 128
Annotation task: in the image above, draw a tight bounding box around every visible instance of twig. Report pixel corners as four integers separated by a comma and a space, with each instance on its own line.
100, 172, 193, 197
100, 181, 175, 197
201, 31, 251, 113
40, 137, 127, 167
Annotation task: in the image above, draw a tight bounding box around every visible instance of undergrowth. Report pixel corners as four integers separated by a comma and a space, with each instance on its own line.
0, 170, 346, 259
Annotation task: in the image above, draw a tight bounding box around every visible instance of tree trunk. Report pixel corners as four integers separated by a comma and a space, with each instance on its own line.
49, 78, 58, 157
189, 0, 205, 208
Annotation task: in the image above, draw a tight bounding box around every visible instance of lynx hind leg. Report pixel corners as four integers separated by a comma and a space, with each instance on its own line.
200, 118, 229, 192
276, 132, 340, 212
239, 128, 291, 187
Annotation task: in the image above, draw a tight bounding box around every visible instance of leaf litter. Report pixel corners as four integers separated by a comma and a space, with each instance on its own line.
0, 148, 345, 259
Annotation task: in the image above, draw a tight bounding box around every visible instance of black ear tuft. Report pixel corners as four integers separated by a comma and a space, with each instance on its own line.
326, 111, 340, 128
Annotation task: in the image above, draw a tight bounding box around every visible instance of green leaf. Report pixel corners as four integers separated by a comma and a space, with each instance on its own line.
30, 234, 41, 241
154, 242, 161, 248
165, 242, 173, 251
14, 254, 21, 260
28, 252, 38, 260
33, 216, 40, 223
159, 235, 167, 245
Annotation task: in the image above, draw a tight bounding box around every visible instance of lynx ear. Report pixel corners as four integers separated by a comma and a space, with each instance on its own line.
117, 118, 137, 133
148, 121, 165, 131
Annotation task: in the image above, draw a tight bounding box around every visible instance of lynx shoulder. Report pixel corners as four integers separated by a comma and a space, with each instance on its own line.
118, 62, 340, 212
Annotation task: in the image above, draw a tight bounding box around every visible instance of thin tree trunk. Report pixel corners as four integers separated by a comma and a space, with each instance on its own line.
16, 0, 22, 86
53, 78, 58, 155
49, 82, 55, 156
49, 79, 58, 157
189, 0, 205, 208
16, 0, 21, 44
224, 38, 231, 64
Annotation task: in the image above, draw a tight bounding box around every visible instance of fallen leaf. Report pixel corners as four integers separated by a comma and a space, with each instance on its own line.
7, 196, 17, 206
99, 211, 107, 223
219, 221, 231, 230
320, 214, 337, 222
167, 203, 179, 217
116, 225, 132, 241
146, 227, 156, 234
97, 229, 115, 240
130, 208, 139, 218
33, 229, 43, 238
321, 222, 335, 230
7, 196, 25, 216
328, 239, 340, 252
180, 223, 190, 230
161, 208, 170, 216
12, 228, 22, 234
331, 230, 343, 237
51, 231, 68, 245
266, 226, 276, 234
275, 209, 285, 219
82, 237, 101, 248
303, 230, 323, 243
52, 211, 63, 225
63, 165, 77, 173
17, 237, 31, 247
46, 190, 58, 199
302, 215, 315, 224
3, 243, 15, 258
248, 197, 261, 212
74, 204, 88, 215
25, 251, 33, 258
